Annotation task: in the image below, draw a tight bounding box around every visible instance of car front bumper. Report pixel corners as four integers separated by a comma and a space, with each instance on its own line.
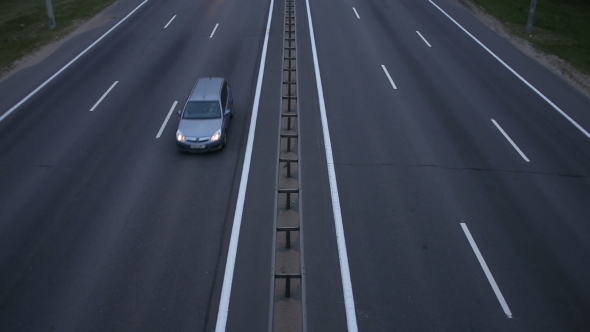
176, 140, 223, 153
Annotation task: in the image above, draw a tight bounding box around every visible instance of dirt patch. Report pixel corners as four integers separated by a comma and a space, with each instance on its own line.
455, 0, 590, 99
0, 10, 115, 83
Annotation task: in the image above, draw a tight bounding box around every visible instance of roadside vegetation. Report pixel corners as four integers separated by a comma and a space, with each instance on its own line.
0, 0, 117, 74
468, 0, 590, 75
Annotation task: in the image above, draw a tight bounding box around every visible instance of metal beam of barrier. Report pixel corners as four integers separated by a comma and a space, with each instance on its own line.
275, 274, 302, 298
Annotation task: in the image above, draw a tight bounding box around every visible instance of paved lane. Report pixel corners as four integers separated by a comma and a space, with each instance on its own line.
0, 0, 270, 330
299, 0, 590, 330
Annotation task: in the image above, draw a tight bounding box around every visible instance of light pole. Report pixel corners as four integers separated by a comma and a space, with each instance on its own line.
45, 0, 56, 29
526, 0, 537, 35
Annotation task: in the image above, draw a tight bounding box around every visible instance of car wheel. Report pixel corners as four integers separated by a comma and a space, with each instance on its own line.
221, 133, 227, 149
230, 110, 234, 118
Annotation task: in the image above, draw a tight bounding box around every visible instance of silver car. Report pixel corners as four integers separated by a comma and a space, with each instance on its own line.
176, 77, 233, 152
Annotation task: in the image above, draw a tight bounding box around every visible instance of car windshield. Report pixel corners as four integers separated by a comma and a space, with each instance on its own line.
182, 101, 221, 119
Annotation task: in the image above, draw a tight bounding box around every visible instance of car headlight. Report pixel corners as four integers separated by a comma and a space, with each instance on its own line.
176, 130, 186, 142
211, 129, 221, 142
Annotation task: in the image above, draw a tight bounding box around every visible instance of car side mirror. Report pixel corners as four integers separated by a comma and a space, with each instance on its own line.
177, 109, 182, 116
224, 109, 231, 115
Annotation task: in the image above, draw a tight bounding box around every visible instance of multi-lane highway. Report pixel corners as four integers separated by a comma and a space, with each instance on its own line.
0, 0, 268, 330
1, 0, 589, 331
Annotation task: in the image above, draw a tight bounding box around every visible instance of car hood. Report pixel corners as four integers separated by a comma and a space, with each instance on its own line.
177, 118, 222, 138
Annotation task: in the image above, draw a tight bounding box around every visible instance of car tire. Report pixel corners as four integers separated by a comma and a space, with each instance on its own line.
221, 133, 227, 149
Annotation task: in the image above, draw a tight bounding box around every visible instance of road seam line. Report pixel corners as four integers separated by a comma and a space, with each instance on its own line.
429, 0, 590, 140
0, 0, 149, 124
164, 15, 176, 29
416, 31, 432, 47
213, 0, 274, 329
89, 81, 118, 112
305, 0, 359, 330
156, 101, 178, 138
460, 223, 513, 318
491, 119, 530, 162
210, 23, 219, 38
381, 65, 398, 90
352, 7, 360, 19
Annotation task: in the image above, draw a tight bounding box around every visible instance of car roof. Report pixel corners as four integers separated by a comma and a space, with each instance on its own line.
189, 77, 224, 101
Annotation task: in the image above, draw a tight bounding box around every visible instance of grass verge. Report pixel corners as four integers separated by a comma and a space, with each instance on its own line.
468, 0, 590, 75
0, 0, 117, 74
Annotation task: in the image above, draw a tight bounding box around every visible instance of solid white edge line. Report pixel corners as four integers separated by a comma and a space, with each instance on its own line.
429, 0, 590, 140
156, 101, 178, 138
491, 119, 530, 162
210, 23, 219, 38
305, 0, 359, 330
460, 223, 513, 318
164, 15, 176, 29
89, 81, 118, 112
381, 65, 398, 90
0, 0, 149, 124
213, 0, 274, 329
352, 7, 360, 19
416, 31, 432, 47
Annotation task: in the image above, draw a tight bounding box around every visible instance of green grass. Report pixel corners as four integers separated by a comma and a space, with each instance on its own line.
0, 0, 117, 73
469, 0, 590, 75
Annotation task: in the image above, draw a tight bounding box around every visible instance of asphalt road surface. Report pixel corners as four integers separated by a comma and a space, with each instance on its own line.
1, 0, 589, 331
